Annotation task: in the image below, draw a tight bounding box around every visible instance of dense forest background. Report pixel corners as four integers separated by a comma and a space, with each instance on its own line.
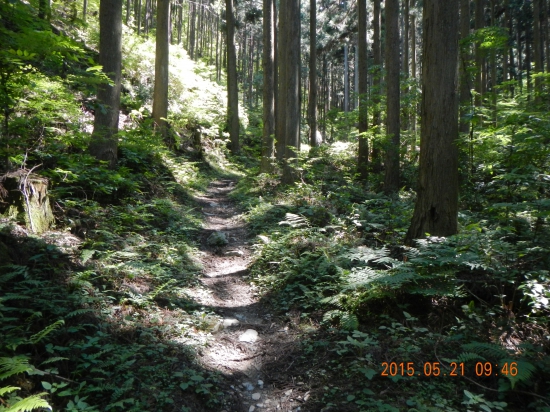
1, 0, 550, 411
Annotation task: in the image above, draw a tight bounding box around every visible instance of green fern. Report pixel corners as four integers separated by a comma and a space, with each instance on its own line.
500, 359, 537, 389
340, 312, 359, 330
0, 357, 33, 380
29, 320, 64, 344
278, 213, 310, 228
461, 342, 508, 360
148, 279, 177, 301
2, 392, 51, 411
0, 386, 19, 396
65, 309, 95, 319
457, 352, 486, 363
39, 357, 69, 366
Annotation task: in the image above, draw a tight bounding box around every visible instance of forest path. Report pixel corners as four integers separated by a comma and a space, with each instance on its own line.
189, 179, 308, 412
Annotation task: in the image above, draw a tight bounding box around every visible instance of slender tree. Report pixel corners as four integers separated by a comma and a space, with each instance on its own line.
475, 0, 486, 107
357, 0, 369, 179
405, 0, 460, 243
384, 0, 400, 193
261, 0, 275, 172
152, 0, 170, 139
533, 0, 543, 103
459, 0, 472, 134
279, 0, 301, 184
89, 0, 123, 169
226, 0, 240, 153
371, 0, 382, 172
308, 0, 319, 147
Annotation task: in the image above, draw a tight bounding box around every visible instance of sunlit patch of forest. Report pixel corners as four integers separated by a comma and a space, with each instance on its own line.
1, 0, 550, 411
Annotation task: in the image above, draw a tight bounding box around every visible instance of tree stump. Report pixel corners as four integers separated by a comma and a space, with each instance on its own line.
0, 170, 55, 234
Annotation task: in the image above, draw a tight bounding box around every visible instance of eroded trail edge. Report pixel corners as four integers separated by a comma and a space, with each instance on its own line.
191, 179, 308, 412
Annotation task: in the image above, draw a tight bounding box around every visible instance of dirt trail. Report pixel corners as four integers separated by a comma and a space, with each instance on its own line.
191, 179, 309, 412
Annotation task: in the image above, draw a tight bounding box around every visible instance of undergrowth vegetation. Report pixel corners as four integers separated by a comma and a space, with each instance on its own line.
235, 107, 550, 410
1, 0, 550, 411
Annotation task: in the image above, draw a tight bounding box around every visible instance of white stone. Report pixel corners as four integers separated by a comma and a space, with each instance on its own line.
243, 382, 254, 391
248, 406, 255, 412
225, 249, 244, 257
285, 389, 293, 396
239, 329, 259, 342
222, 318, 240, 328
252, 393, 261, 400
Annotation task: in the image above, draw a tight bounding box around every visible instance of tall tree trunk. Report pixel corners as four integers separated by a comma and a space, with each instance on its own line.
402, 0, 410, 132
153, 0, 170, 140
177, 0, 183, 44
279, 0, 301, 184
534, 0, 543, 103
261, 0, 275, 172
189, 3, 196, 59
475, 0, 485, 107
384, 0, 400, 194
459, 0, 471, 134
226, 0, 240, 153
357, 0, 369, 180
90, 0, 123, 169
216, 16, 221, 83
526, 20, 532, 99
544, 0, 550, 72
517, 15, 523, 94
406, 0, 459, 243
83, 0, 88, 22
126, 0, 131, 24
410, 0, 416, 136
490, 0, 497, 123
371, 0, 382, 173
344, 44, 349, 112
137, 0, 141, 34
308, 0, 318, 147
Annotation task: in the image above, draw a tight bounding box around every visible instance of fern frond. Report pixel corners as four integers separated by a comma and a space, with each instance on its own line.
461, 342, 508, 360
40, 357, 69, 366
0, 266, 28, 283
29, 319, 64, 344
65, 309, 95, 319
340, 312, 359, 331
149, 279, 177, 300
501, 359, 537, 389
457, 352, 485, 363
4, 392, 51, 411
278, 213, 309, 228
0, 357, 32, 380
344, 246, 390, 264
0, 386, 20, 396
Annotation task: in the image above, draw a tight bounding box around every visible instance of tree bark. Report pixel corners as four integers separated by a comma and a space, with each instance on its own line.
475, 0, 485, 107
534, 0, 543, 103
261, 0, 275, 172
371, 0, 382, 173
153, 0, 170, 140
90, 0, 123, 169
384, 0, 400, 194
405, 0, 459, 243
410, 0, 416, 135
279, 0, 301, 184
226, 0, 240, 153
459, 0, 471, 134
308, 0, 319, 147
357, 0, 369, 180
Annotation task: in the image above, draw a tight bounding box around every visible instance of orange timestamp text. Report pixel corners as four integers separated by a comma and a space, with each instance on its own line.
381, 361, 519, 377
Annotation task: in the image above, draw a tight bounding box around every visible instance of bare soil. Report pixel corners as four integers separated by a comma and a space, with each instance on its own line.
192, 179, 311, 412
